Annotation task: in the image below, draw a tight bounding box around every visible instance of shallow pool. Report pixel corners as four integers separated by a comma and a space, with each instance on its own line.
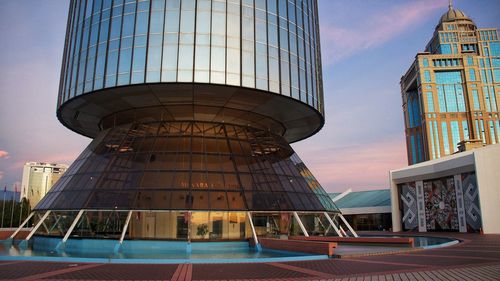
0, 234, 458, 263
0, 237, 327, 263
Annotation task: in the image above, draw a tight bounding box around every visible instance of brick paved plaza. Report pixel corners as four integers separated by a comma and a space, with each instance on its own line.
1, 233, 499, 281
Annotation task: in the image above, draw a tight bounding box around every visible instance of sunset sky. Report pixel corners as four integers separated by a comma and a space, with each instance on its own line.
1, 0, 499, 193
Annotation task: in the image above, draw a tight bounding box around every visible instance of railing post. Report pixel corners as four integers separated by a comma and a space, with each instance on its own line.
293, 212, 309, 237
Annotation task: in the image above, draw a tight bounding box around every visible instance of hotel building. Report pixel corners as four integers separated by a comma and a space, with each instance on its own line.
392, 4, 500, 234
401, 4, 500, 165
20, 162, 68, 208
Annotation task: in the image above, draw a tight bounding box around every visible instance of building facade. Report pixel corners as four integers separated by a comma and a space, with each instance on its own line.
29, 0, 344, 242
401, 4, 500, 165
20, 162, 68, 208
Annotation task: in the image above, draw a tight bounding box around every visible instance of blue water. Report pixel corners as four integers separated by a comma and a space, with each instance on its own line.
0, 237, 327, 263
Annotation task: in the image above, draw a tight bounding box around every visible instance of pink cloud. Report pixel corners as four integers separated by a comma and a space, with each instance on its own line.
321, 0, 448, 64
297, 137, 408, 192
0, 150, 9, 158
0, 171, 3, 181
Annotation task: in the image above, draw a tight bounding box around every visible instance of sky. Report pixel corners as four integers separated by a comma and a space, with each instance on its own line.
0, 0, 499, 193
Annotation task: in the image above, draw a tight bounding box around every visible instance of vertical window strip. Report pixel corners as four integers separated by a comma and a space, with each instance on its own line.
424, 70, 431, 82
469, 69, 476, 81
407, 98, 414, 128
489, 121, 497, 144
450, 121, 460, 152
441, 122, 450, 155
484, 86, 492, 112
426, 92, 434, 112
437, 86, 446, 112
462, 120, 470, 140
475, 120, 480, 141
480, 120, 486, 143
472, 89, 480, 110
496, 121, 500, 142
429, 122, 435, 159
490, 86, 498, 112
434, 120, 441, 158
410, 135, 417, 164
416, 134, 423, 162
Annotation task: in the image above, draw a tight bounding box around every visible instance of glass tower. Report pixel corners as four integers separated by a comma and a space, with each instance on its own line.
401, 4, 500, 165
31, 0, 339, 241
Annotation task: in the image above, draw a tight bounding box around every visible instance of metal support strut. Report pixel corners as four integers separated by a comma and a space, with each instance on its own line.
9, 212, 35, 239
62, 210, 85, 243
293, 212, 309, 237
247, 211, 261, 251
119, 211, 133, 244
25, 211, 51, 241
339, 213, 358, 237
324, 212, 343, 237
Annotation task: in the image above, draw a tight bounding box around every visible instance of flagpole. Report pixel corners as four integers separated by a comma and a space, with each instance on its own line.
1, 185, 6, 228
10, 184, 16, 228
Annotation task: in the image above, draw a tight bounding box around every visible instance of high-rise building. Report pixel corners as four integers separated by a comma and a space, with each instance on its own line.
28, 0, 343, 242
400, 3, 500, 164
20, 162, 68, 208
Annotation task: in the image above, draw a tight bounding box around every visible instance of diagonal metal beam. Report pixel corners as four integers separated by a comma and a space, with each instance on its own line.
25, 211, 51, 241
9, 212, 35, 239
247, 212, 259, 247
339, 213, 358, 237
62, 210, 85, 243
293, 212, 309, 237
324, 212, 343, 237
119, 211, 133, 244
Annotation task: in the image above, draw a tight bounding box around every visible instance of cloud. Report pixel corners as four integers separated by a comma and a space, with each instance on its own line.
0, 171, 3, 181
320, 0, 448, 64
296, 137, 408, 192
0, 150, 9, 159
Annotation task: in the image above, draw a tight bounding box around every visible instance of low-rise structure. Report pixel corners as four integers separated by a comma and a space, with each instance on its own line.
390, 143, 500, 234
330, 189, 391, 231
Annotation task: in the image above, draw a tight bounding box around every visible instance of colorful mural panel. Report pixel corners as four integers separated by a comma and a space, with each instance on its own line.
423, 177, 459, 231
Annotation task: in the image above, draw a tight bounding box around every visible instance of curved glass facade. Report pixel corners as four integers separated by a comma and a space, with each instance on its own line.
29, 0, 340, 242
36, 121, 337, 212
58, 0, 324, 115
